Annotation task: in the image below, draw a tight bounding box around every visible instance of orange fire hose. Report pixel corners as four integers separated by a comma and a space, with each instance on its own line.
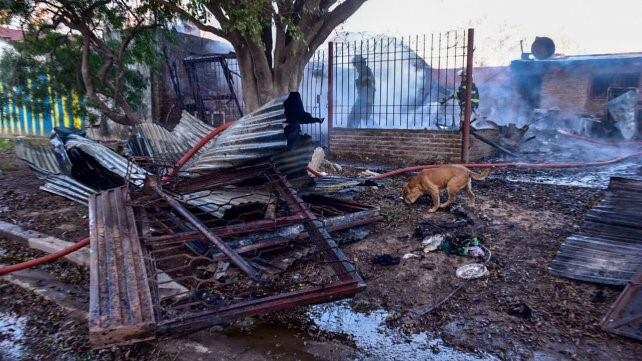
370, 150, 642, 179
164, 121, 235, 180
557, 130, 642, 146
0, 237, 90, 276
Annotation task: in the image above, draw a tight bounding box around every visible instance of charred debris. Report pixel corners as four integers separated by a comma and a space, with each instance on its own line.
15, 95, 382, 347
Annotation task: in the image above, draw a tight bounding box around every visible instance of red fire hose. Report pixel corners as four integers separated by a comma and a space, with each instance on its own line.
557, 130, 642, 146
370, 150, 642, 179
0, 237, 90, 276
164, 121, 235, 180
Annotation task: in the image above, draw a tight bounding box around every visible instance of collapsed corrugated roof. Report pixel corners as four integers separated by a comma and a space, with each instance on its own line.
65, 135, 148, 187
126, 123, 189, 164
187, 95, 288, 173
173, 111, 215, 147
15, 140, 97, 204
15, 141, 66, 175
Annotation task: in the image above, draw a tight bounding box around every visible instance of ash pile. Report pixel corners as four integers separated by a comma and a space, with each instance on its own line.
15, 94, 379, 347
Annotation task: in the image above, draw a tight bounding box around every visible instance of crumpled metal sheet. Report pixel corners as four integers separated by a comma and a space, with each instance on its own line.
15, 141, 64, 175
65, 135, 148, 187
126, 123, 189, 164
15, 140, 97, 204
308, 176, 362, 193
187, 95, 288, 173
40, 174, 96, 204
172, 112, 214, 147
608, 89, 639, 140
178, 189, 272, 218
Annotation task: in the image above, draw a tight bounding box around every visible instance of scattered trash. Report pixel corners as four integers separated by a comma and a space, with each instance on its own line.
455, 263, 489, 279
372, 254, 401, 266
506, 303, 533, 319
467, 245, 485, 258
360, 169, 380, 177
307, 147, 325, 172
422, 234, 445, 252
402, 253, 420, 260
439, 236, 485, 258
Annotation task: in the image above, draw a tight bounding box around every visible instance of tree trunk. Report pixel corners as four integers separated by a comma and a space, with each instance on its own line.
236, 43, 312, 113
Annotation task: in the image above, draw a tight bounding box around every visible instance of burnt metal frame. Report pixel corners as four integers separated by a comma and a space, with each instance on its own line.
601, 269, 642, 341
135, 164, 365, 337
183, 53, 244, 122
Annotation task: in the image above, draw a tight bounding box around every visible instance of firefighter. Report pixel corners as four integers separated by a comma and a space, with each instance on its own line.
440, 70, 479, 118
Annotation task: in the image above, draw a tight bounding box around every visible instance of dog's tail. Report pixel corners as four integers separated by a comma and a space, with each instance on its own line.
469, 168, 490, 181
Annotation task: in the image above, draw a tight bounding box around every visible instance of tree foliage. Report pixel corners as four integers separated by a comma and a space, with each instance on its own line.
0, 0, 163, 125
0, 0, 367, 125
156, 0, 367, 111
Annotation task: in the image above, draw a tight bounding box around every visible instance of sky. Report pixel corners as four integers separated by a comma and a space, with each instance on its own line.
335, 0, 642, 66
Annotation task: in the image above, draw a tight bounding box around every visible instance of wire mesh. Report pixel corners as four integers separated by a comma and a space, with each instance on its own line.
120, 159, 360, 329
184, 55, 245, 124
331, 31, 468, 130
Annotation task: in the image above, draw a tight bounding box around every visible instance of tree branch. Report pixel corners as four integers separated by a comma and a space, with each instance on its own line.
153, 0, 230, 39
307, 0, 366, 53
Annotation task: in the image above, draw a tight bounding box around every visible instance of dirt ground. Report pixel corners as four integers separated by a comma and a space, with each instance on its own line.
1, 144, 641, 360
343, 176, 641, 360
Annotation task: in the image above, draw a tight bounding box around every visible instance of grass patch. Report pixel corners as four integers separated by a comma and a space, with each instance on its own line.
0, 138, 14, 151
0, 160, 18, 172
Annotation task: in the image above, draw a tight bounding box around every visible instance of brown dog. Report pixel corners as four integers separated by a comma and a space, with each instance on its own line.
402, 165, 489, 212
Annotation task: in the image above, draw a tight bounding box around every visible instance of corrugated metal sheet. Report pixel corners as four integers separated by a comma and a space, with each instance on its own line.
15, 140, 96, 204
126, 123, 188, 164
601, 269, 642, 341
172, 111, 214, 147
40, 174, 96, 204
15, 140, 63, 174
88, 186, 156, 345
307, 176, 363, 193
550, 177, 642, 285
65, 135, 148, 187
270, 135, 316, 177
178, 189, 272, 218
187, 96, 288, 173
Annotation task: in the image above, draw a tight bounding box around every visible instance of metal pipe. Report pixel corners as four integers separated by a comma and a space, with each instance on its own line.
150, 181, 262, 281
461, 28, 474, 163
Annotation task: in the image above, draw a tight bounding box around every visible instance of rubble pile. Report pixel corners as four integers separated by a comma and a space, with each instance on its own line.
15, 97, 380, 347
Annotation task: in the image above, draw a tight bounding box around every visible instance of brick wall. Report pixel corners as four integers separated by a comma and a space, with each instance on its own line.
329, 128, 462, 166
539, 63, 642, 117
540, 65, 592, 116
